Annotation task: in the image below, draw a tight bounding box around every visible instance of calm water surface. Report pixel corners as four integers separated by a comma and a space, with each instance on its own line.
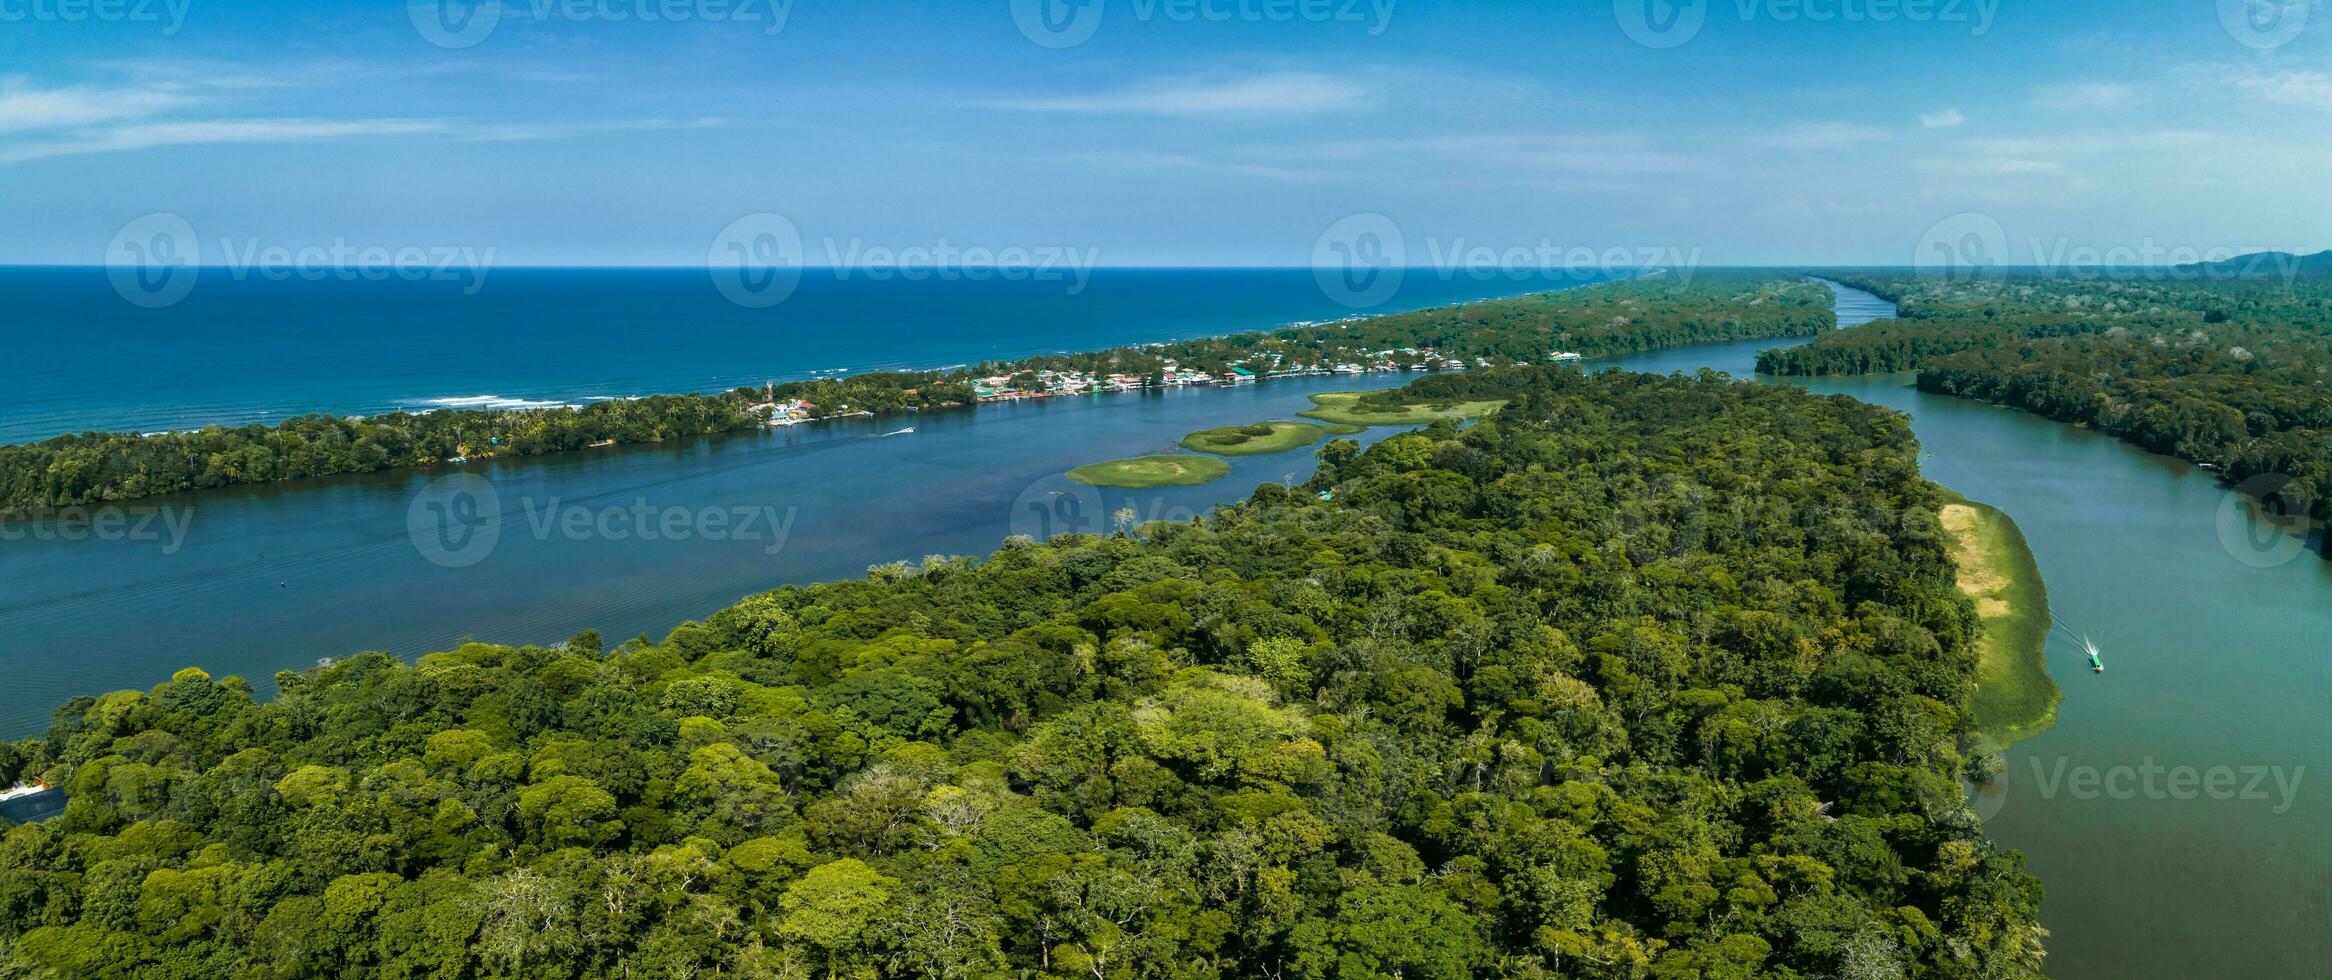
3, 278, 2325, 978
0, 375, 1417, 733
0, 267, 1611, 444
1655, 283, 2332, 980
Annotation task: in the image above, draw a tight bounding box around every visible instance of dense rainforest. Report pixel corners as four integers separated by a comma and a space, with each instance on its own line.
0, 365, 2045, 979
1761, 272, 2332, 523
0, 274, 1831, 514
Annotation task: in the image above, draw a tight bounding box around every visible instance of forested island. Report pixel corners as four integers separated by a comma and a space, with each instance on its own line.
0, 364, 2045, 978
1761, 272, 2332, 526
0, 274, 1833, 514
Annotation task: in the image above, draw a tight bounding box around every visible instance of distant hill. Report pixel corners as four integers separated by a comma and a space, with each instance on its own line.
2177, 249, 2332, 278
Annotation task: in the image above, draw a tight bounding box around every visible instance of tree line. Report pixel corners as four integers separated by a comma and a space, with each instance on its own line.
1762, 272, 2332, 525
1, 275, 1834, 514
0, 365, 2044, 979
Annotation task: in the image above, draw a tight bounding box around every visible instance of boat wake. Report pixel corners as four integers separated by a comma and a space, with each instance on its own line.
2051, 610, 2105, 673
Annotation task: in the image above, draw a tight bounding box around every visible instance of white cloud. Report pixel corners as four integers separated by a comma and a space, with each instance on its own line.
1920, 108, 1965, 129
1996, 159, 2062, 174
970, 71, 1369, 116
0, 63, 735, 165
2, 115, 732, 164
461, 117, 731, 142
1761, 122, 1891, 150
2215, 66, 2332, 109
0, 77, 196, 134
1, 118, 450, 163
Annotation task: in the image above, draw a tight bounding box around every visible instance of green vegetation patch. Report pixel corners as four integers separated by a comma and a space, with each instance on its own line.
1296, 391, 1507, 427
0, 370, 2047, 978
1938, 489, 2060, 752
1179, 420, 1354, 456
1066, 454, 1232, 488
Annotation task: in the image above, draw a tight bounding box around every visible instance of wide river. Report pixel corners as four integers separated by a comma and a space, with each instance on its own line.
2, 281, 2324, 977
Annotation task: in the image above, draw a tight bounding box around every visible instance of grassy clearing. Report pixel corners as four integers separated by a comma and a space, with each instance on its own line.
1180, 420, 1358, 456
1295, 392, 1508, 427
1066, 454, 1232, 489
1938, 489, 2061, 752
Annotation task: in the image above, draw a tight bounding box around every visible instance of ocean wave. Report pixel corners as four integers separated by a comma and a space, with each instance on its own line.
419, 395, 576, 411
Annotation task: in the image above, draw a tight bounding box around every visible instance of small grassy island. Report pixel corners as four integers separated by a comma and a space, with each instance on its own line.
1179, 420, 1359, 456
1065, 454, 1231, 488
1296, 391, 1507, 427
1938, 490, 2060, 751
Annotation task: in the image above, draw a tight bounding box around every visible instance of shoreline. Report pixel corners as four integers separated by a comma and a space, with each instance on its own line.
2, 277, 1683, 515
3, 271, 1621, 448
1937, 487, 2061, 753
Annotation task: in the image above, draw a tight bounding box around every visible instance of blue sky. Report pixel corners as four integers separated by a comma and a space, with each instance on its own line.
2, 0, 2326, 265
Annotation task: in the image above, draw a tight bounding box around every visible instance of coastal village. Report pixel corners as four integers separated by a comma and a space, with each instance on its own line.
747, 348, 1586, 425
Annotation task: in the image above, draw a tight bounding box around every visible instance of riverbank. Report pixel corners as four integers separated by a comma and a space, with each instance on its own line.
1937, 488, 2060, 752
